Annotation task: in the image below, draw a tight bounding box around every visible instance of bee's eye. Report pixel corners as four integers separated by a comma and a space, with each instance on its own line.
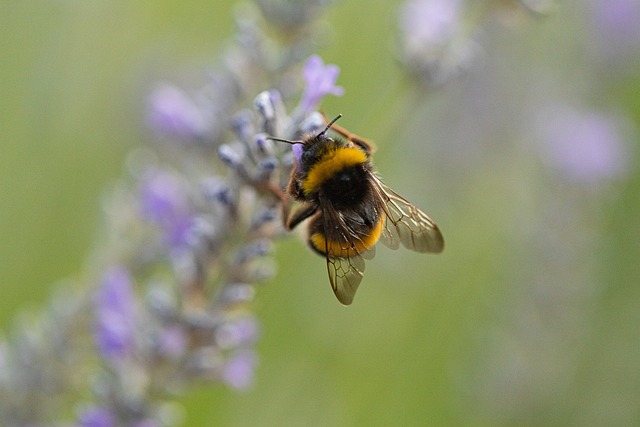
302, 148, 314, 163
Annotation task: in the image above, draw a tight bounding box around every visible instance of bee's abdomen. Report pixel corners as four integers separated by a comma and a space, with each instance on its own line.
308, 214, 385, 258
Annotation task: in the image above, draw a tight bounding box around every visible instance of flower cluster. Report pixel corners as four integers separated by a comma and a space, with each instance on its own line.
0, 1, 344, 425
396, 0, 558, 86
392, 0, 637, 423
398, 0, 476, 86
77, 77, 342, 426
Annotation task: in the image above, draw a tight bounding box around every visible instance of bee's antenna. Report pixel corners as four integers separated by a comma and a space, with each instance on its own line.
266, 136, 303, 145
267, 114, 343, 144
319, 114, 342, 136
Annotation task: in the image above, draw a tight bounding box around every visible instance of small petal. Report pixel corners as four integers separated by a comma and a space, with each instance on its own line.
299, 55, 344, 113
536, 106, 631, 184
588, 0, 640, 62
218, 283, 256, 306
231, 110, 255, 144
400, 0, 461, 48
139, 170, 194, 248
254, 91, 276, 121
216, 316, 260, 349
94, 267, 136, 361
140, 171, 189, 225
222, 350, 257, 390
147, 83, 209, 139
292, 143, 304, 172
254, 134, 275, 156
256, 157, 278, 181
158, 326, 187, 360
236, 239, 273, 264
398, 0, 476, 85
218, 144, 245, 169
77, 406, 116, 427
203, 177, 235, 208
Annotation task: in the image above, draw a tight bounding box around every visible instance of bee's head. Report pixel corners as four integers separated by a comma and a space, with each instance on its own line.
267, 114, 343, 172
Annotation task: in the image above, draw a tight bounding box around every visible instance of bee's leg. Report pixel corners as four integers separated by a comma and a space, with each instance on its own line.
262, 182, 287, 202
347, 136, 376, 155
265, 183, 295, 228
258, 179, 315, 231
286, 203, 318, 231
257, 182, 293, 228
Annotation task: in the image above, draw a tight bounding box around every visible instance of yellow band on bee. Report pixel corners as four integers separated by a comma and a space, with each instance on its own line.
302, 147, 367, 195
309, 217, 384, 258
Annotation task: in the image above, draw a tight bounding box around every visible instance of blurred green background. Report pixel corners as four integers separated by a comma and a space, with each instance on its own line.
2, 0, 640, 425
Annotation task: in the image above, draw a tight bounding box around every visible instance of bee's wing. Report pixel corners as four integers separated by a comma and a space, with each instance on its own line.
369, 172, 444, 253
318, 200, 376, 305
326, 251, 366, 305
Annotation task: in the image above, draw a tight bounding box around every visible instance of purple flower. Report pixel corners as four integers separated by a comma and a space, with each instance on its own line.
157, 325, 187, 360
299, 55, 344, 113
398, 0, 475, 85
215, 316, 259, 349
292, 143, 304, 172
590, 0, 640, 46
536, 106, 631, 184
140, 170, 193, 248
400, 0, 461, 49
222, 350, 257, 391
77, 406, 116, 427
94, 267, 136, 361
147, 83, 209, 139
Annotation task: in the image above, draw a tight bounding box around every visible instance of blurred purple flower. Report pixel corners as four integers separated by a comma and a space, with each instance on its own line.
591, 0, 640, 44
140, 170, 193, 248
588, 0, 640, 63
398, 0, 476, 85
215, 316, 259, 349
299, 55, 344, 113
77, 406, 116, 427
400, 0, 461, 48
147, 83, 209, 139
536, 106, 631, 184
157, 325, 187, 360
94, 267, 136, 361
222, 350, 257, 391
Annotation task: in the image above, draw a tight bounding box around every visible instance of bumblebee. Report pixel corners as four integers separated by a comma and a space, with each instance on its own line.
270, 115, 444, 305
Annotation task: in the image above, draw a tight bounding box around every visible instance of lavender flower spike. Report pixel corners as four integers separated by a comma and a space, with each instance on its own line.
0, 0, 347, 424
298, 55, 345, 114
